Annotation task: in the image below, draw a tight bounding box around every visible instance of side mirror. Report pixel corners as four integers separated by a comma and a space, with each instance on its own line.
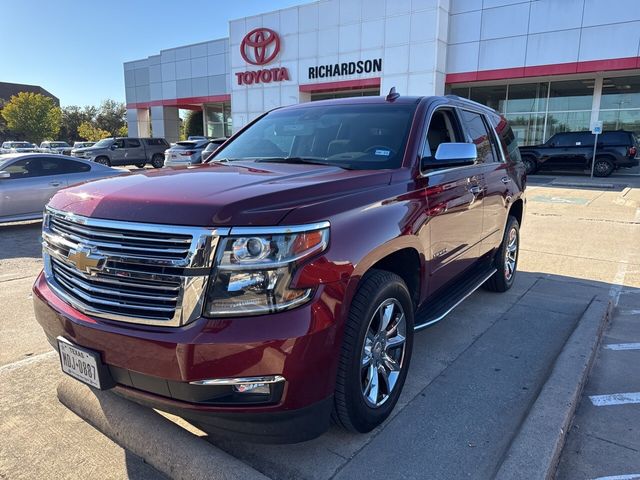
0, 171, 10, 179
423, 143, 477, 169
110, 144, 118, 150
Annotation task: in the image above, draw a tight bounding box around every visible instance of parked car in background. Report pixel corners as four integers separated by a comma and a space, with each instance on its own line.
33, 93, 526, 442
519, 130, 640, 177
201, 137, 227, 162
73, 141, 95, 149
71, 137, 170, 168
187, 135, 208, 141
1, 141, 38, 154
39, 141, 72, 155
0, 153, 121, 223
164, 139, 212, 167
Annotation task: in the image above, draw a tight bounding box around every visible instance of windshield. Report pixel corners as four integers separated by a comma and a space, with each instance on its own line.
93, 138, 114, 147
211, 103, 417, 170
51, 142, 69, 148
11, 142, 31, 148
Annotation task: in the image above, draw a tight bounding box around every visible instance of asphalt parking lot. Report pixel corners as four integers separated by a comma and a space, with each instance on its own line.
1, 170, 638, 479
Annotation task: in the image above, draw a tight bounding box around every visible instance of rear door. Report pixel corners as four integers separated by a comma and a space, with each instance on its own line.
418, 106, 485, 296
124, 138, 145, 163
0, 156, 69, 218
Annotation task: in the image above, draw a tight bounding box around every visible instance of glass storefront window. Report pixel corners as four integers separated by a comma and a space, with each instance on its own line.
600, 109, 640, 133
505, 82, 548, 113
545, 111, 591, 138
505, 113, 545, 146
205, 103, 231, 138
600, 76, 640, 110
469, 85, 507, 113
548, 79, 594, 111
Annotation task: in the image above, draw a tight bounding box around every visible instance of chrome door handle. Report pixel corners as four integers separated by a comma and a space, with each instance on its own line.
49, 182, 62, 187
468, 185, 483, 195
501, 176, 511, 184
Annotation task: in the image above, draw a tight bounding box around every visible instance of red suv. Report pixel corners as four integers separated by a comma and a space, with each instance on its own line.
34, 93, 526, 443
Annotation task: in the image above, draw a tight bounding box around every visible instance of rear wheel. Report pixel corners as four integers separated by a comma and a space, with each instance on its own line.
151, 154, 164, 168
484, 215, 519, 292
333, 270, 414, 433
94, 156, 110, 166
593, 157, 614, 177
522, 156, 538, 175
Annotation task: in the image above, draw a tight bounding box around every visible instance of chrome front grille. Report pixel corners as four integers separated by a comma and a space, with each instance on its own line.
42, 207, 229, 327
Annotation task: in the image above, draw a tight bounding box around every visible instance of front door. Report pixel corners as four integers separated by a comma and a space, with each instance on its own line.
417, 107, 485, 296
110, 138, 127, 165
0, 156, 68, 218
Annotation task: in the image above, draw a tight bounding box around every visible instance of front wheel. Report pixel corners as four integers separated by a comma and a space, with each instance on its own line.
484, 215, 519, 292
151, 154, 164, 168
333, 269, 414, 433
135, 163, 146, 168
522, 156, 538, 175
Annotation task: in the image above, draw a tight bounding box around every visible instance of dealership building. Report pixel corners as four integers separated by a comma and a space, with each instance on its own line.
124, 0, 640, 146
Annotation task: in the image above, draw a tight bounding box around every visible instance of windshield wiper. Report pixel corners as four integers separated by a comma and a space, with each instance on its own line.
254, 157, 351, 169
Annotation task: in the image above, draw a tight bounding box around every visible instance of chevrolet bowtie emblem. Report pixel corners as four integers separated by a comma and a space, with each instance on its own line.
67, 247, 106, 274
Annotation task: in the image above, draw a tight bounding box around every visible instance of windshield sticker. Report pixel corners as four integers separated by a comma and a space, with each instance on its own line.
375, 149, 391, 156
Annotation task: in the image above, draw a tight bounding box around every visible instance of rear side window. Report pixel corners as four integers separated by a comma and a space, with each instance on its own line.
550, 134, 576, 147
488, 113, 521, 163
145, 138, 168, 146
601, 132, 631, 146
460, 110, 497, 164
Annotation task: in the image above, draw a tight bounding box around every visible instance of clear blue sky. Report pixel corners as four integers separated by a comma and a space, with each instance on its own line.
1, 0, 308, 108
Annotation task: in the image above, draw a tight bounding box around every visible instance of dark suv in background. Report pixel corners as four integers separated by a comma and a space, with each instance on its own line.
519, 130, 639, 177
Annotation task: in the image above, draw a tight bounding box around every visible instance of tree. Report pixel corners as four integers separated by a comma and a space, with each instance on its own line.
95, 99, 126, 136
1, 92, 61, 143
60, 105, 97, 143
77, 121, 111, 142
184, 110, 204, 138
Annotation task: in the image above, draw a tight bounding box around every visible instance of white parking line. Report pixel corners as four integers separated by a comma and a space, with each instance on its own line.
608, 206, 640, 306
604, 343, 640, 351
0, 350, 56, 373
589, 392, 640, 407
592, 475, 640, 480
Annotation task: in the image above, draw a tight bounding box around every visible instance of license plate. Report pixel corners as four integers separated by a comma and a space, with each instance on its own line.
58, 337, 102, 389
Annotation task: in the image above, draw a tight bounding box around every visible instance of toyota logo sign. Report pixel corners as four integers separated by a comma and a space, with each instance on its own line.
240, 28, 281, 66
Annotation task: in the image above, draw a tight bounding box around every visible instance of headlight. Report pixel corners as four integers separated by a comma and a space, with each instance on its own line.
203, 225, 329, 317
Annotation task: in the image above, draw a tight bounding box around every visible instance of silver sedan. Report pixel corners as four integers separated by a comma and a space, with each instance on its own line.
0, 153, 121, 223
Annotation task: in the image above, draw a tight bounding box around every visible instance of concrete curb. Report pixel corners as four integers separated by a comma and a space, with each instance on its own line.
495, 295, 613, 480
57, 378, 269, 480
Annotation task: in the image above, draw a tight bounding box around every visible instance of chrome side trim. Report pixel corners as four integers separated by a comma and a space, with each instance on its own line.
189, 375, 286, 386
229, 221, 330, 236
414, 268, 497, 332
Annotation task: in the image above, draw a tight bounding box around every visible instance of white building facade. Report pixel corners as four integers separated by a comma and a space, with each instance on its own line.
124, 0, 640, 146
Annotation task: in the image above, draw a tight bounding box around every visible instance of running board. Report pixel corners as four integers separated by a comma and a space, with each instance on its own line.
414, 266, 497, 331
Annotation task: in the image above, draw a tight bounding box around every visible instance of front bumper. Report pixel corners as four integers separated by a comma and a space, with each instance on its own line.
33, 272, 344, 442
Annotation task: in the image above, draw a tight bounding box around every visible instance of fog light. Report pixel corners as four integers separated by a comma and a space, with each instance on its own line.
233, 383, 270, 394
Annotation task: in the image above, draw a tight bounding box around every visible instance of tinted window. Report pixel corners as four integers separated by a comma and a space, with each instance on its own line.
601, 132, 631, 146
488, 113, 521, 163
126, 139, 141, 148
574, 132, 594, 146
114, 139, 125, 148
4, 157, 88, 178
460, 110, 497, 164
212, 104, 417, 170
145, 138, 168, 146
548, 134, 575, 147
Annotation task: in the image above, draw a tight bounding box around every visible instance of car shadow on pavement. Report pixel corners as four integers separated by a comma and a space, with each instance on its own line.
0, 220, 42, 261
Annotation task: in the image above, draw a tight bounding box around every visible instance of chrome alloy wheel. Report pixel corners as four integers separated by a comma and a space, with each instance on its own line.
360, 298, 407, 408
504, 226, 518, 281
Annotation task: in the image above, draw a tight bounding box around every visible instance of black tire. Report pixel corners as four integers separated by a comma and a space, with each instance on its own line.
484, 215, 519, 292
593, 156, 614, 177
151, 154, 164, 168
94, 156, 110, 166
522, 156, 538, 175
333, 269, 414, 433
135, 163, 146, 168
